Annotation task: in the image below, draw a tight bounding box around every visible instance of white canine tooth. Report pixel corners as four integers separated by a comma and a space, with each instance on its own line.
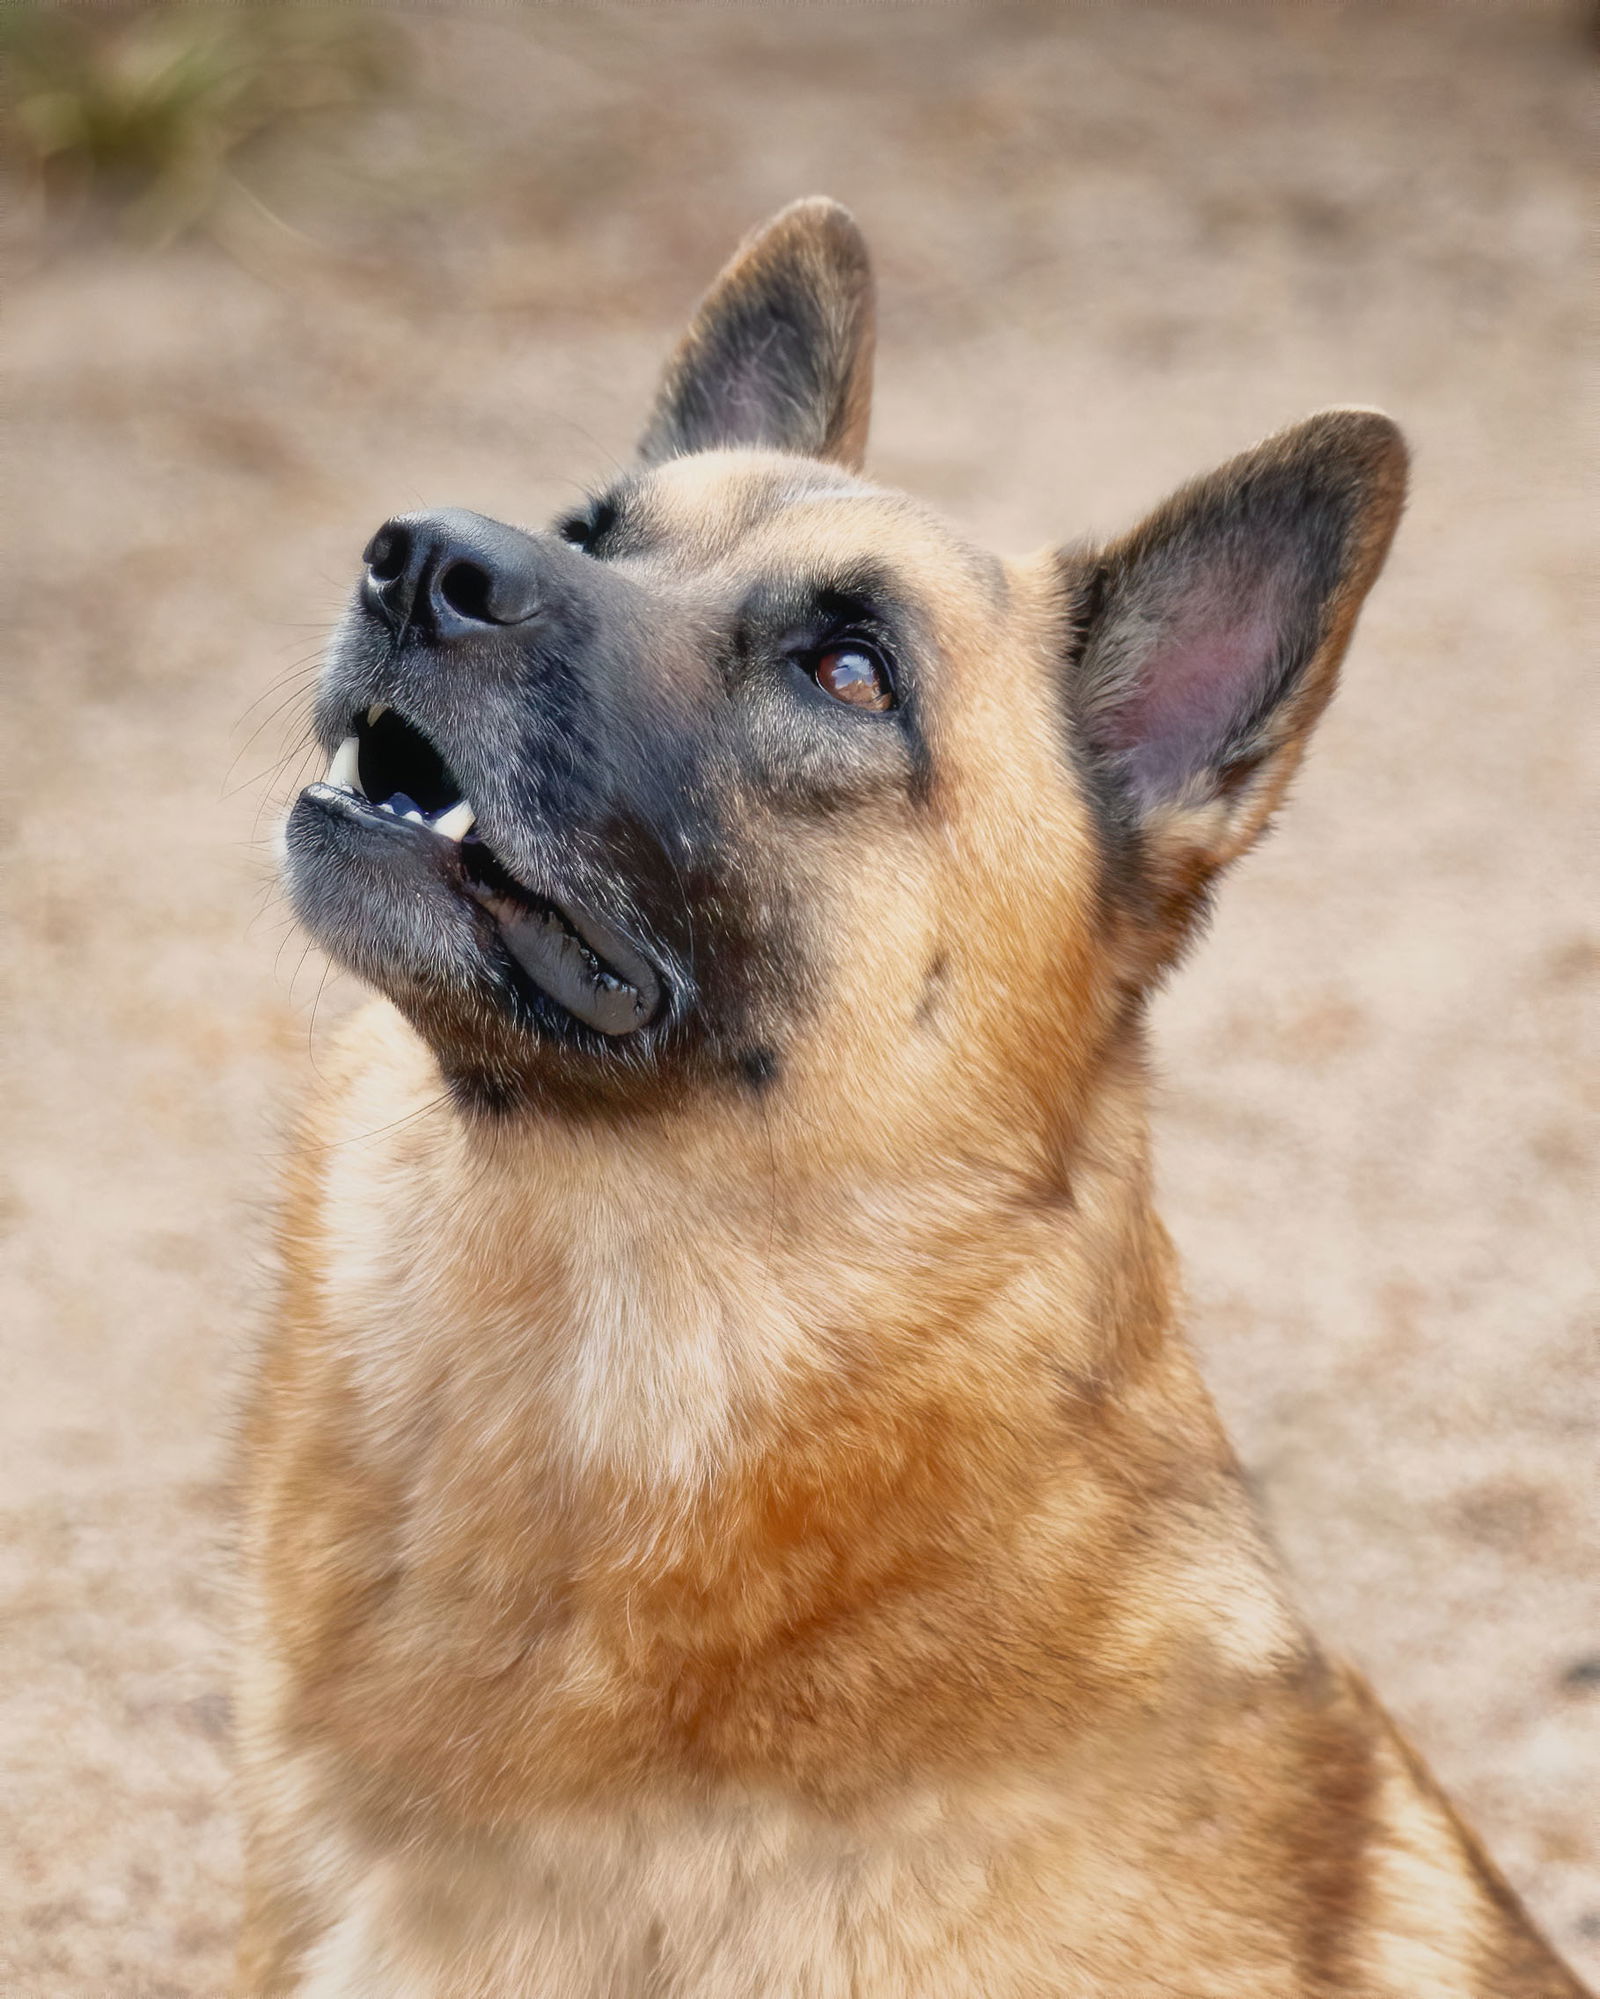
431, 801, 476, 843
403, 809, 426, 825
367, 703, 389, 724
327, 736, 361, 792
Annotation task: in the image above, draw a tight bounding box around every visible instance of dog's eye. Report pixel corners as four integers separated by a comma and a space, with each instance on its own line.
810, 642, 894, 712
556, 499, 617, 555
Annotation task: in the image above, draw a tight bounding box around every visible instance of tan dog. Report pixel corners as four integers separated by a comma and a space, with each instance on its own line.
238, 200, 1584, 1996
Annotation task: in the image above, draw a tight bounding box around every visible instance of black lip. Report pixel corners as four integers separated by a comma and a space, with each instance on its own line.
469, 884, 660, 1037
298, 777, 665, 1040
303, 780, 439, 841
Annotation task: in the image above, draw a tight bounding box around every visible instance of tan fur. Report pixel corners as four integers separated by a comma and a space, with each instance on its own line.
237, 211, 1584, 1997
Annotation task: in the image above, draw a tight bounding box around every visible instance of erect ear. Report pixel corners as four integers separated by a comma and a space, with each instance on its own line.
1062, 409, 1408, 974
637, 197, 875, 470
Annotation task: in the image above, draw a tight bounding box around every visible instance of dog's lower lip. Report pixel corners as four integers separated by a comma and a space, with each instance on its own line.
456, 831, 663, 1036
470, 882, 661, 1038
300, 774, 663, 1040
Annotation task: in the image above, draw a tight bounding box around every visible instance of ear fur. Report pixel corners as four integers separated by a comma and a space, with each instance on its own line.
1062, 408, 1408, 973
638, 197, 875, 470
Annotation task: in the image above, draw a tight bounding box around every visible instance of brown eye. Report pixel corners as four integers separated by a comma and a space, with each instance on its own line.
812, 643, 893, 711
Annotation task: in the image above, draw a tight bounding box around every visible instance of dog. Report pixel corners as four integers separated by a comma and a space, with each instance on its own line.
237, 199, 1585, 1996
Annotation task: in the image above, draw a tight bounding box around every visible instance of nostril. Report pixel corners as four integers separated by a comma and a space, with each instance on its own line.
365, 525, 410, 584
359, 512, 543, 636
438, 559, 494, 623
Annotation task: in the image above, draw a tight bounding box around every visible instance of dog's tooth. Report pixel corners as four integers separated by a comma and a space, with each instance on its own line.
431, 801, 476, 843
367, 703, 389, 725
327, 736, 361, 792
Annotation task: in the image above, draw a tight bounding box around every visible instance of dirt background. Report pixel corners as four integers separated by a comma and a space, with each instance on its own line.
2, 3, 1593, 1991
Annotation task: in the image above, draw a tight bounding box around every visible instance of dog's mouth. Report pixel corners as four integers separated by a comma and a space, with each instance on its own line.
317, 705, 662, 1039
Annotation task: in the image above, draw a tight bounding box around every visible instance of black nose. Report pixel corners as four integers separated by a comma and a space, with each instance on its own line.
361, 509, 544, 640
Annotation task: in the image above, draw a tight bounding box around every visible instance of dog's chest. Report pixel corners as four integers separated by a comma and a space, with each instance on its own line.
292, 1787, 1070, 1999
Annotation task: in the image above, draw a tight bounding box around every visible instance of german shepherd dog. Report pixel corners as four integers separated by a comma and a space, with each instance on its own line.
239, 200, 1584, 1996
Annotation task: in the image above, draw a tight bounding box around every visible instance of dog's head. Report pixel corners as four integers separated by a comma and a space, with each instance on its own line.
286, 199, 1405, 1141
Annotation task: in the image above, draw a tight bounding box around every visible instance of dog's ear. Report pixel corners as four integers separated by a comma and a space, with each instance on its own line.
638, 197, 875, 470
1062, 409, 1408, 973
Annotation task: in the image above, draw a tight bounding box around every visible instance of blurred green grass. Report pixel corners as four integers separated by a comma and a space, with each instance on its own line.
0, 3, 403, 242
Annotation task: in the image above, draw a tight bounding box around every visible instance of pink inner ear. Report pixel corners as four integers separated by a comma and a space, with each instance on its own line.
1103, 587, 1282, 807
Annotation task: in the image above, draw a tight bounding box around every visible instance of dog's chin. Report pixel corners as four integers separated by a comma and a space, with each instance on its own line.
283, 784, 670, 1104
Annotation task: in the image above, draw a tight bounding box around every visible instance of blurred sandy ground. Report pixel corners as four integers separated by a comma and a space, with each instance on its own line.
1, 2, 1593, 1989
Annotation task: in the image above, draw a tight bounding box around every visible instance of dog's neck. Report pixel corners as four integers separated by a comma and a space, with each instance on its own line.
315, 1003, 1230, 1520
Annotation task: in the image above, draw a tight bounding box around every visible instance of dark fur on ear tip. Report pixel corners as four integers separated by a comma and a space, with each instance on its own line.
638, 197, 876, 471
1261, 406, 1410, 584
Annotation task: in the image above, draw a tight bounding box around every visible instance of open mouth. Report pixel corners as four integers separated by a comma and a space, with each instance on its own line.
319, 705, 662, 1038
